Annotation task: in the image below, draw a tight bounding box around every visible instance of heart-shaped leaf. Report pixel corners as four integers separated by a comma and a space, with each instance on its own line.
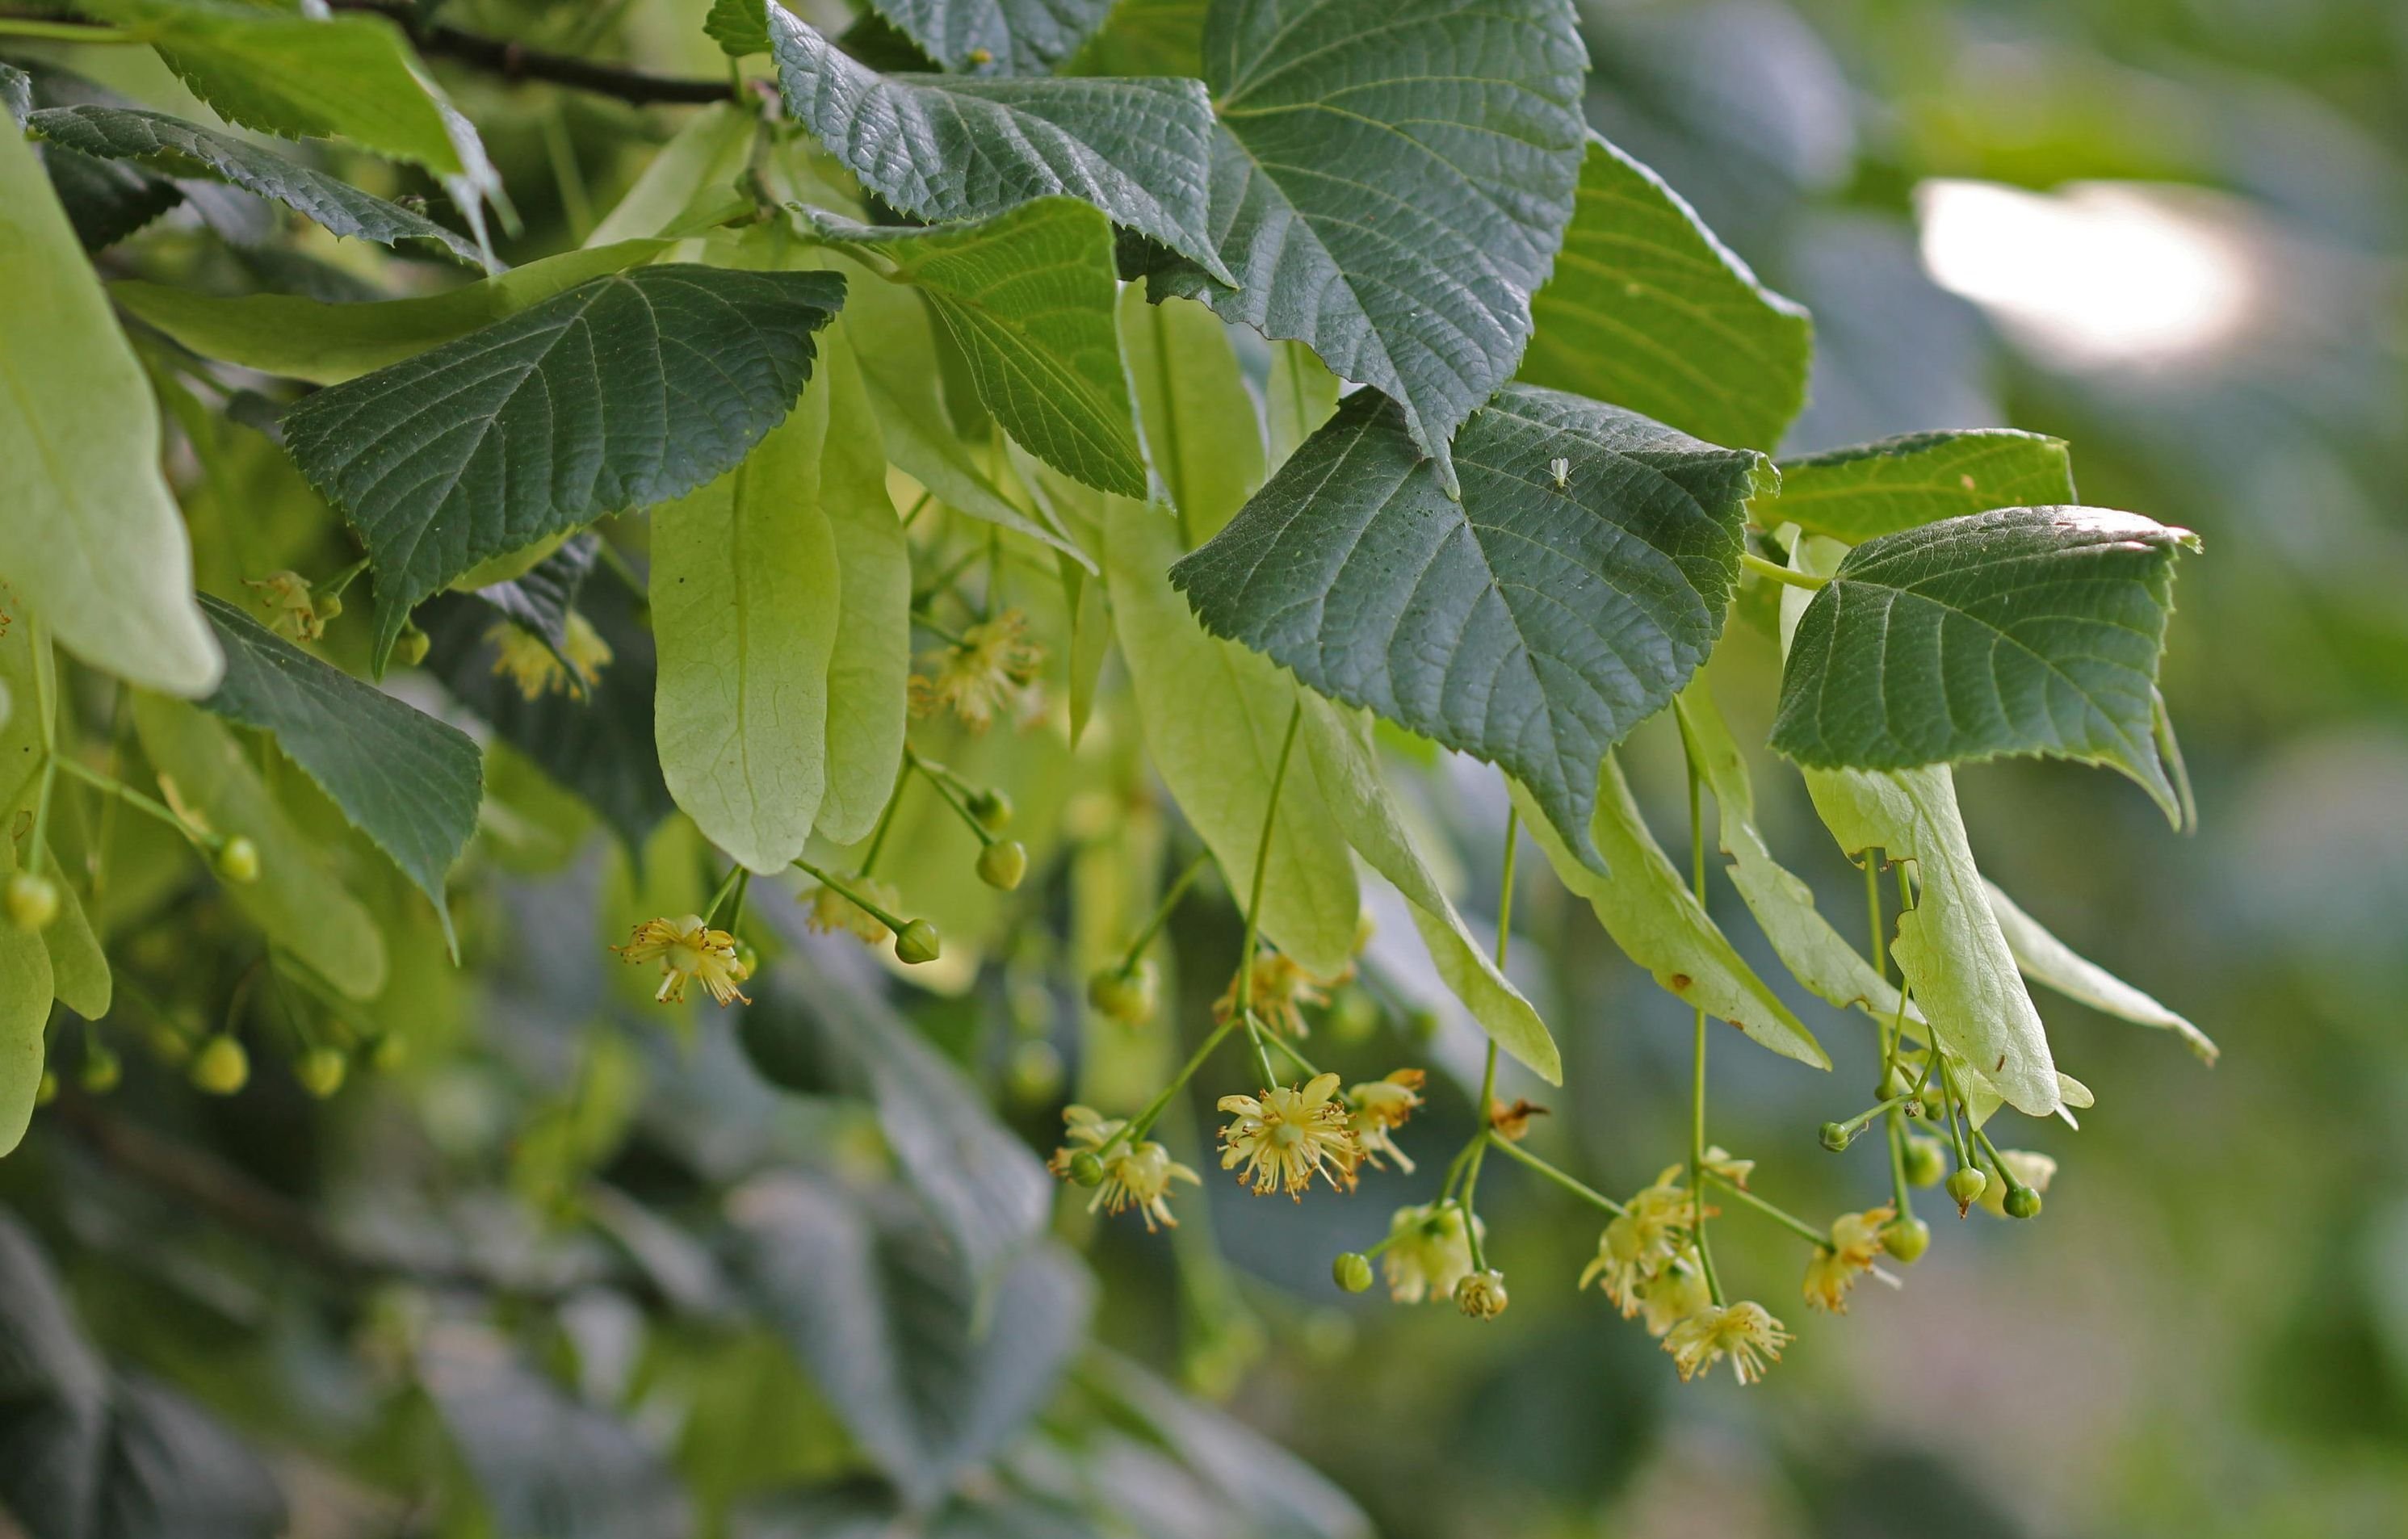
1769, 430, 2076, 543
1521, 135, 1811, 451
280, 264, 845, 669
1772, 505, 2197, 820
1171, 384, 1760, 872
866, 0, 1120, 74
1149, 0, 1588, 491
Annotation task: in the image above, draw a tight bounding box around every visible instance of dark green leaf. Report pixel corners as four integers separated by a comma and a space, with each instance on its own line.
729, 1176, 1092, 1511
1171, 384, 1760, 871
805, 200, 1144, 497
867, 0, 1118, 74
1150, 0, 1588, 491
279, 264, 845, 669
1769, 430, 2078, 543
1063, 0, 1204, 77
767, 8, 1226, 283
37, 139, 185, 251
0, 61, 28, 126
1772, 506, 2198, 820
197, 595, 481, 947
473, 533, 603, 671
1521, 135, 1812, 451
704, 0, 773, 57
26, 104, 485, 266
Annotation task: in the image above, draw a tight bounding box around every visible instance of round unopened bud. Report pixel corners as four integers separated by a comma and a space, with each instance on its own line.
967, 787, 1013, 832
894, 918, 942, 966
1880, 1215, 1932, 1264
190, 1034, 250, 1096
148, 1025, 192, 1066
1819, 1121, 1855, 1153
369, 1034, 409, 1074
79, 1047, 122, 1095
2003, 1185, 2043, 1220
976, 839, 1028, 891
4, 871, 60, 933
1876, 1063, 1913, 1101
732, 940, 761, 977
34, 1071, 58, 1108
296, 1047, 347, 1100
1902, 1135, 1948, 1188
1086, 962, 1157, 1025
1945, 1166, 1987, 1210
1068, 1150, 1106, 1188
392, 623, 431, 668
215, 837, 261, 885
1454, 1269, 1508, 1321
1332, 1252, 1374, 1294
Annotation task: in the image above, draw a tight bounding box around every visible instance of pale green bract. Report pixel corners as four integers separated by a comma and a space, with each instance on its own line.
814, 337, 915, 846
1986, 880, 2218, 1064
1119, 291, 1264, 547
1767, 429, 2078, 543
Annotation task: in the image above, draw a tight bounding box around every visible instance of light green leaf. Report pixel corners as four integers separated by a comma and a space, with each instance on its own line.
0, 908, 46, 1157
1264, 339, 1338, 472
703, 0, 773, 57
1063, 547, 1111, 747
1515, 761, 1827, 1070
196, 596, 481, 948
281, 264, 845, 669
1105, 500, 1358, 977
1521, 135, 1812, 452
1772, 506, 2198, 822
652, 386, 841, 874
1171, 384, 1757, 874
816, 336, 912, 845
868, 0, 1118, 74
1770, 430, 2077, 543
768, 7, 1226, 280
82, 0, 489, 185
1985, 880, 2217, 1064
26, 103, 486, 265
1121, 289, 1262, 547
1063, 0, 1205, 76
834, 269, 1097, 568
110, 240, 670, 385
1303, 698, 1559, 1084
0, 128, 220, 696
129, 694, 387, 1000
1150, 0, 1588, 490
586, 102, 753, 245
43, 881, 111, 1022
1674, 677, 1905, 1024
803, 200, 1145, 499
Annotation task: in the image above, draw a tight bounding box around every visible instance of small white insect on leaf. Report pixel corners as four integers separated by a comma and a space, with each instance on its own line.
1547, 456, 1571, 489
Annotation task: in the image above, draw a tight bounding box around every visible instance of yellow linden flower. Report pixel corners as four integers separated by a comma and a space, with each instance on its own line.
804, 876, 900, 944
487, 612, 611, 700
1047, 1105, 1200, 1232
613, 914, 752, 1005
1634, 1252, 1714, 1338
1218, 1072, 1361, 1198
908, 608, 1044, 730
1454, 1268, 1508, 1321
1212, 950, 1350, 1038
245, 569, 337, 641
1347, 1068, 1425, 1173
1578, 1164, 1706, 1316
1382, 1202, 1480, 1304
1977, 1150, 2058, 1215
1701, 1145, 1755, 1188
1664, 1300, 1793, 1385
1803, 1203, 1894, 1313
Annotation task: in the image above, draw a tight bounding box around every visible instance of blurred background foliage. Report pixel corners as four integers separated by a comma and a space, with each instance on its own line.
3, 0, 2405, 1536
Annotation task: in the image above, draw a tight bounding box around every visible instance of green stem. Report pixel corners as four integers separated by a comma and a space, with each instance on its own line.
900, 490, 935, 530
904, 746, 996, 847
793, 858, 911, 935
1485, 1134, 1626, 1217
1886, 1109, 1915, 1218
1263, 1025, 1321, 1081
595, 540, 648, 598
1937, 1056, 1976, 1168
913, 543, 986, 613
1114, 852, 1209, 976
1455, 801, 1519, 1274
1740, 550, 1828, 590
1111, 1014, 1243, 1148
1242, 1013, 1280, 1089
856, 771, 909, 880
1232, 702, 1303, 1017
1704, 1170, 1834, 1251
1973, 1123, 2019, 1189
910, 611, 968, 647
51, 758, 203, 847
1687, 750, 1724, 1305
317, 557, 371, 606
702, 865, 749, 928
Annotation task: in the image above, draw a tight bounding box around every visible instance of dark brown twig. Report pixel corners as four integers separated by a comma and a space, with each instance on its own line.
325, 0, 740, 105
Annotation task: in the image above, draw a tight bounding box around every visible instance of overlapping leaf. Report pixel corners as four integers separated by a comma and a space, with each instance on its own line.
1120, 289, 1262, 545
812, 337, 913, 845
1769, 430, 2076, 543
868, 0, 1120, 74
472, 533, 603, 671
1521, 135, 1812, 451
25, 103, 485, 266
280, 264, 845, 669
1772, 506, 2198, 820
1986, 881, 2217, 1063
197, 597, 482, 946
1149, 0, 1588, 490
768, 7, 1225, 280
804, 201, 1145, 498
1172, 384, 1759, 872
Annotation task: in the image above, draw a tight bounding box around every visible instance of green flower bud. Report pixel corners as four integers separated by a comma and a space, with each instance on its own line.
1945, 1166, 1987, 1210
296, 1048, 348, 1100
1068, 1150, 1106, 1188
1006, 1038, 1063, 1101
190, 1034, 250, 1096
967, 787, 1013, 832
976, 839, 1028, 891
1876, 1063, 1913, 1101
894, 919, 942, 966
1085, 962, 1157, 1026
1332, 1252, 1374, 1294
732, 941, 761, 977
1454, 1269, 1508, 1321
215, 836, 261, 885
369, 1034, 409, 1074
4, 871, 59, 933
1403, 1004, 1440, 1041
79, 1047, 121, 1095
1902, 1135, 1948, 1188
2003, 1185, 2043, 1219
1880, 1215, 1932, 1264
392, 623, 431, 668
1819, 1121, 1854, 1152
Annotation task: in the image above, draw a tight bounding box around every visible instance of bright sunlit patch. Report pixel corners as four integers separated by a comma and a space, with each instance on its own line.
1916, 178, 2256, 368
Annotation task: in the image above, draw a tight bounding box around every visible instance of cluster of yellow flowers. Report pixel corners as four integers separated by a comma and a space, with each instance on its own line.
486, 612, 613, 700
612, 914, 752, 1005
1046, 1106, 1200, 1232
1211, 950, 1351, 1038
909, 609, 1044, 730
